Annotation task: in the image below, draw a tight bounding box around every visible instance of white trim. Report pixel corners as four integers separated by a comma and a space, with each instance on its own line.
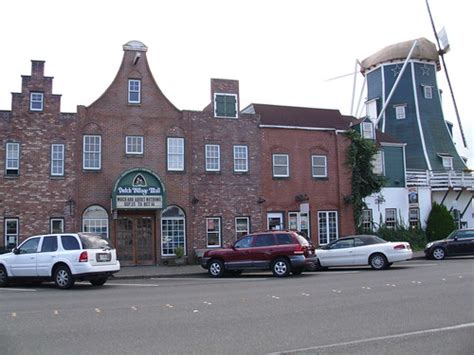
161, 206, 186, 256
235, 216, 250, 239
50, 218, 64, 233
233, 145, 248, 172
411, 62, 432, 171
51, 144, 65, 176
272, 154, 289, 177
267, 212, 284, 230
125, 136, 144, 155
83, 135, 102, 170
311, 155, 327, 178
206, 217, 222, 247
214, 93, 238, 118
128, 79, 141, 104
423, 85, 433, 99
318, 211, 339, 245
30, 92, 44, 111
381, 63, 386, 132
5, 142, 20, 173
205, 144, 220, 171
4, 218, 19, 249
167, 137, 185, 171
394, 105, 406, 120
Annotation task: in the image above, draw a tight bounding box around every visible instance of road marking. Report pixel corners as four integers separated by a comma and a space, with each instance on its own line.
106, 283, 159, 287
312, 271, 360, 275
301, 293, 310, 296
11, 312, 16, 318
447, 272, 474, 276
268, 322, 474, 354
131, 306, 137, 311
53, 310, 59, 315
0, 288, 37, 292
165, 304, 174, 309
95, 308, 101, 313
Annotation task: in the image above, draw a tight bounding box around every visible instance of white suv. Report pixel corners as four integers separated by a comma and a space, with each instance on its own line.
0, 233, 120, 289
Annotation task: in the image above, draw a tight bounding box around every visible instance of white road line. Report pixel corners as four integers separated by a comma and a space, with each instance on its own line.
268, 322, 474, 355
312, 271, 360, 275
106, 283, 160, 287
447, 272, 474, 276
0, 288, 37, 292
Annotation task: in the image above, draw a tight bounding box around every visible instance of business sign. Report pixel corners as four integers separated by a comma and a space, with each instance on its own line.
112, 169, 165, 210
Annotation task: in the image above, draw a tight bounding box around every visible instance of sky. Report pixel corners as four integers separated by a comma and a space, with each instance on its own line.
1, 0, 472, 167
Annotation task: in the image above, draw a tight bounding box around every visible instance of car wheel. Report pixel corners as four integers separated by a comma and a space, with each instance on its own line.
90, 278, 107, 286
292, 267, 304, 276
208, 259, 225, 277
272, 258, 290, 277
54, 265, 75, 289
0, 265, 9, 287
431, 247, 446, 260
369, 253, 388, 270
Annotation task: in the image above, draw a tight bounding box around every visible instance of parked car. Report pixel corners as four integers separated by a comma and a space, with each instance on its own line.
315, 235, 412, 270
201, 231, 317, 277
0, 233, 120, 289
424, 228, 474, 260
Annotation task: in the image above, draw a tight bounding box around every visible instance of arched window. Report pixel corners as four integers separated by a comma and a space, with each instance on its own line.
82, 205, 109, 238
161, 206, 186, 256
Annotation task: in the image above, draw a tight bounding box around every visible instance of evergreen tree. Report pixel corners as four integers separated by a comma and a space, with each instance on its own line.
425, 202, 456, 242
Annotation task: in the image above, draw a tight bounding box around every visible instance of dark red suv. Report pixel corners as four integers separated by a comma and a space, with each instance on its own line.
201, 231, 318, 277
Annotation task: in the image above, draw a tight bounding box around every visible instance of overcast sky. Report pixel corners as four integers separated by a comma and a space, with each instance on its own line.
1, 0, 472, 167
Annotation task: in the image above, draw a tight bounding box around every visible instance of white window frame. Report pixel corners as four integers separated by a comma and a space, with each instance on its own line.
161, 206, 186, 256
51, 144, 65, 176
442, 156, 453, 170
214, 93, 238, 118
235, 217, 250, 239
288, 211, 310, 239
128, 79, 141, 104
206, 217, 221, 247
311, 155, 327, 178
362, 122, 374, 139
125, 136, 143, 155
318, 211, 338, 245
6, 142, 20, 175
272, 154, 289, 177
82, 205, 109, 238
361, 209, 373, 232
205, 144, 220, 172
233, 145, 248, 172
4, 218, 19, 250
409, 208, 420, 229
372, 150, 385, 175
83, 135, 101, 170
167, 137, 184, 171
50, 218, 64, 233
30, 92, 44, 111
366, 99, 378, 120
424, 86, 433, 99
385, 208, 397, 229
395, 105, 406, 120
267, 212, 284, 230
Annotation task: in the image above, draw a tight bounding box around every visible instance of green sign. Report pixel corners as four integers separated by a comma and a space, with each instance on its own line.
112, 168, 165, 210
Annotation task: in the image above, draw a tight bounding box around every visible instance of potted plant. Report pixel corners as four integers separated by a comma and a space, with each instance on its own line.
174, 246, 186, 265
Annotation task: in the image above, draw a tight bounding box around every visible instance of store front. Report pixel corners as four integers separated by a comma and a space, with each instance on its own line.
112, 168, 165, 266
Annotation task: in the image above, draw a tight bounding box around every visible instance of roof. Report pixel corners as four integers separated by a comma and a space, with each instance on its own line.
248, 103, 350, 130
361, 38, 439, 73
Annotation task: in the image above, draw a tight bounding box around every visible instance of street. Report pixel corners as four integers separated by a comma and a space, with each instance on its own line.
1, 258, 473, 354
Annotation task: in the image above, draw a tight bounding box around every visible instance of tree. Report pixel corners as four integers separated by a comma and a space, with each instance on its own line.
425, 202, 456, 242
345, 130, 385, 230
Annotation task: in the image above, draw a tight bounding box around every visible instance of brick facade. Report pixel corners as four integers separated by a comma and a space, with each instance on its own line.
0, 41, 355, 263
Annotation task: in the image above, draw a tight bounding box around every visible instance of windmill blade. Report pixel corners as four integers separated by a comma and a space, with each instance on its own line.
324, 71, 356, 82
426, 0, 468, 148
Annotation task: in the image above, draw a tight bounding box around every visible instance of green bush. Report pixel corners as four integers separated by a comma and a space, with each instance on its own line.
375, 225, 427, 250
174, 246, 185, 258
425, 202, 456, 242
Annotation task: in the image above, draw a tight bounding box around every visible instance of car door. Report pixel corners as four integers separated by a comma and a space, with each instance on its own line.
36, 236, 59, 276
447, 230, 474, 255
9, 237, 41, 277
351, 237, 369, 265
252, 234, 276, 269
226, 236, 254, 269
320, 238, 355, 266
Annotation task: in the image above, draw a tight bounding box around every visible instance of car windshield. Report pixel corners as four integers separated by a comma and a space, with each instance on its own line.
446, 230, 458, 240
79, 234, 114, 249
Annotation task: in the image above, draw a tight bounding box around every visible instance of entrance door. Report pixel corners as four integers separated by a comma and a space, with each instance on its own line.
116, 215, 155, 266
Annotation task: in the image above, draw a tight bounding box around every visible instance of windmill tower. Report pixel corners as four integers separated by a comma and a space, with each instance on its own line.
360, 38, 473, 228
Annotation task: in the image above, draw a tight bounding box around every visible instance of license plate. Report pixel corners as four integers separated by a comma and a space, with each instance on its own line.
97, 253, 111, 262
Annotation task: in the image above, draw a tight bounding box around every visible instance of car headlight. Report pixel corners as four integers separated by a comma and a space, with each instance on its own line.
425, 242, 433, 248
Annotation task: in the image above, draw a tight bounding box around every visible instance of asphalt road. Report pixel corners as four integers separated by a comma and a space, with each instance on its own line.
1, 258, 473, 354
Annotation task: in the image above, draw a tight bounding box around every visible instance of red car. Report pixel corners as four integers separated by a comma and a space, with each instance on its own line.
201, 231, 317, 277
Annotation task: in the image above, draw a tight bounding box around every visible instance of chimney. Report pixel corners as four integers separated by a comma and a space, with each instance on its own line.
31, 60, 45, 78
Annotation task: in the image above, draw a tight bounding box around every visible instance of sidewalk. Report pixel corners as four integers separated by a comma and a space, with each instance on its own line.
112, 251, 426, 280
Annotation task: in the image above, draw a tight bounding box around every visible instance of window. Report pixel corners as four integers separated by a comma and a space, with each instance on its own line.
409, 208, 419, 229
206, 217, 221, 247
362, 122, 374, 139
318, 211, 338, 244
366, 99, 378, 120
424, 86, 433, 99
234, 235, 252, 248
330, 238, 354, 249
288, 212, 310, 239
5, 142, 20, 175
83, 135, 101, 170
30, 92, 44, 111
126, 136, 143, 155
395, 105, 406, 119
385, 208, 397, 229
233, 145, 248, 172
361, 209, 373, 232
61, 235, 80, 250
267, 212, 284, 230
51, 144, 65, 176
50, 218, 64, 233
4, 218, 19, 251
161, 206, 186, 256
18, 238, 40, 254
41, 236, 58, 253
128, 79, 141, 104
254, 234, 276, 247
272, 154, 289, 177
372, 150, 384, 175
442, 156, 453, 170
205, 144, 220, 171
167, 137, 184, 171
82, 205, 108, 238
311, 155, 327, 178
214, 93, 237, 118
235, 217, 250, 239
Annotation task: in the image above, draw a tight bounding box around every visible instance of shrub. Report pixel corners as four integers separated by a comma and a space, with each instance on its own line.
425, 202, 456, 242
376, 225, 427, 250
174, 246, 185, 258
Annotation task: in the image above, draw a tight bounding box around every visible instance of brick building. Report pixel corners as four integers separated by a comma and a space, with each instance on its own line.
1, 41, 354, 265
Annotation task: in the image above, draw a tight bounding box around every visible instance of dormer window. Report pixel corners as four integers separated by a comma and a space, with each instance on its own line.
362, 122, 374, 139
424, 86, 433, 99
30, 92, 44, 111
128, 79, 141, 104
394, 105, 406, 120
214, 93, 237, 118
442, 156, 453, 170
